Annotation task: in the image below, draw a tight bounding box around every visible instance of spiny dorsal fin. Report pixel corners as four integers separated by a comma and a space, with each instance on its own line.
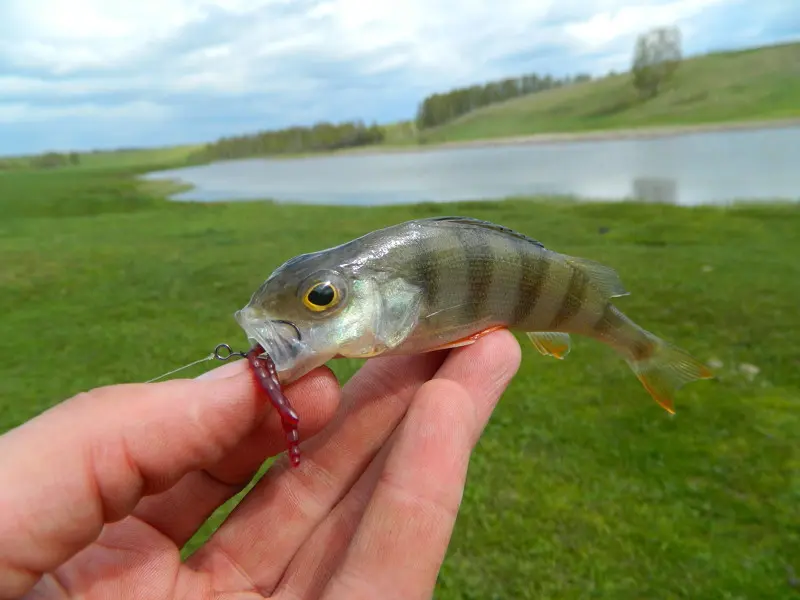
564, 255, 629, 299
419, 216, 545, 248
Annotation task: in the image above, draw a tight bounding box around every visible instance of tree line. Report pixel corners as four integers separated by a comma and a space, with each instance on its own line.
414, 26, 684, 132
189, 72, 596, 162
188, 120, 386, 162
415, 72, 592, 130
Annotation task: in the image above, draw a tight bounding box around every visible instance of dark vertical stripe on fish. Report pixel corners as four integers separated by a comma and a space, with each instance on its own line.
458, 226, 494, 321
592, 303, 654, 360
630, 338, 655, 361
548, 267, 589, 329
411, 231, 441, 307
591, 303, 619, 339
512, 239, 549, 325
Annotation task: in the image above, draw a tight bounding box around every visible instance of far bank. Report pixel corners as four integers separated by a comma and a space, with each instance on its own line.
284, 117, 800, 160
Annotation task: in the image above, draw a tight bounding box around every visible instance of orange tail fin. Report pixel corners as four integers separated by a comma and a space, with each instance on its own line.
626, 336, 714, 413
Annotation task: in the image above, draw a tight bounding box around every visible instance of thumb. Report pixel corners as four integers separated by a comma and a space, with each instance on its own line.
0, 361, 271, 597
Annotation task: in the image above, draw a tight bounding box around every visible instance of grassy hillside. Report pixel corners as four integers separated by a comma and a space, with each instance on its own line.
1, 165, 798, 598
419, 41, 800, 144
0, 144, 204, 175
74, 144, 204, 170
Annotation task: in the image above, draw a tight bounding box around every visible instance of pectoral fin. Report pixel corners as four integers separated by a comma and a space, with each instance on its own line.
526, 331, 571, 359
373, 278, 423, 351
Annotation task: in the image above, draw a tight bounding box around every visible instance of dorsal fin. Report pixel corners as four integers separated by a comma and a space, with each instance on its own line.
418, 216, 545, 248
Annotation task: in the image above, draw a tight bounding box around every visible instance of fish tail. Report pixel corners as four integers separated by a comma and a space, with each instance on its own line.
623, 331, 714, 414
589, 303, 713, 413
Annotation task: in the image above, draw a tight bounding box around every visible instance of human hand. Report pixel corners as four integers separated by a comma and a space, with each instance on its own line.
0, 329, 521, 599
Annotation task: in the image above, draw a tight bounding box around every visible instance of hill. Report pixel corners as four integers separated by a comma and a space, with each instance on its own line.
418, 41, 800, 145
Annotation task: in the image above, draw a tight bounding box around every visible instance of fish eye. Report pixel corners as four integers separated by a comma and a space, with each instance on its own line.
302, 281, 339, 312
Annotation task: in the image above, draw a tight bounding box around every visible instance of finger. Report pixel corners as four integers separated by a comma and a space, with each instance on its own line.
273, 421, 394, 600
187, 350, 448, 595
428, 328, 522, 426
320, 330, 521, 600
274, 330, 521, 600
196, 357, 253, 380
132, 361, 342, 548
0, 361, 300, 598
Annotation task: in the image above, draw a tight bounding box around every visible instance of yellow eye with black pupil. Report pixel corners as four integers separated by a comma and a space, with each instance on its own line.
303, 282, 338, 311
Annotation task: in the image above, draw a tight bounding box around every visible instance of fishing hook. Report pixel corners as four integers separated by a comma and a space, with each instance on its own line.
272, 319, 302, 341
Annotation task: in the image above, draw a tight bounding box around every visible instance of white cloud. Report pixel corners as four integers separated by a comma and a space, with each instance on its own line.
0, 0, 629, 84
564, 0, 729, 48
4, 0, 203, 73
0, 75, 151, 97
0, 100, 170, 124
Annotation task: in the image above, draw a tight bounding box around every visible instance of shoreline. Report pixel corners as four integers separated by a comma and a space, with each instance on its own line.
336, 116, 800, 157
179, 116, 800, 165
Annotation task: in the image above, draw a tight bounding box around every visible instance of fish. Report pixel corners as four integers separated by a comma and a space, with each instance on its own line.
235, 216, 714, 465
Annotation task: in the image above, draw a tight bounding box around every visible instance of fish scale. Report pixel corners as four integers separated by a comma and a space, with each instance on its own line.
396, 219, 593, 344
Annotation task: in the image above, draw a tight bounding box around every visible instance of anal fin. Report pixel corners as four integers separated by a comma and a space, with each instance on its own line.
526, 331, 571, 359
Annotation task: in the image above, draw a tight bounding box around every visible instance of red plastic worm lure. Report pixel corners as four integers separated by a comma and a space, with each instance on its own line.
245, 343, 302, 467
147, 342, 303, 467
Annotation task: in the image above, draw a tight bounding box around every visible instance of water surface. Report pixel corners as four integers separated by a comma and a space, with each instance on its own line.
144, 126, 800, 206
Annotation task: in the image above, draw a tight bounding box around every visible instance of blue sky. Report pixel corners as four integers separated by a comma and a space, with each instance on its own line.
1, 0, 796, 156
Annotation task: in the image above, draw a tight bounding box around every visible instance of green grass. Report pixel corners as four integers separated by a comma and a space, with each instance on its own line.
0, 144, 204, 175
380, 119, 420, 145
1, 166, 798, 598
74, 144, 204, 170
420, 41, 800, 144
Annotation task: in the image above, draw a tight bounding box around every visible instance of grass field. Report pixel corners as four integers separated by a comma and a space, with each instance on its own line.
418, 41, 800, 145
1, 165, 798, 598
74, 144, 205, 170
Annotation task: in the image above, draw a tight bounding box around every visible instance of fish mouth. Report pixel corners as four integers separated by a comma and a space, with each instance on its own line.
234, 307, 307, 377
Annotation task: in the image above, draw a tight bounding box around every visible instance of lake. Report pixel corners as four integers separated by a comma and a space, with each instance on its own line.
144, 125, 800, 206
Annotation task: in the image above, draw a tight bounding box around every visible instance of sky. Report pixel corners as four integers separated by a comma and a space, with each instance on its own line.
1, 0, 797, 155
